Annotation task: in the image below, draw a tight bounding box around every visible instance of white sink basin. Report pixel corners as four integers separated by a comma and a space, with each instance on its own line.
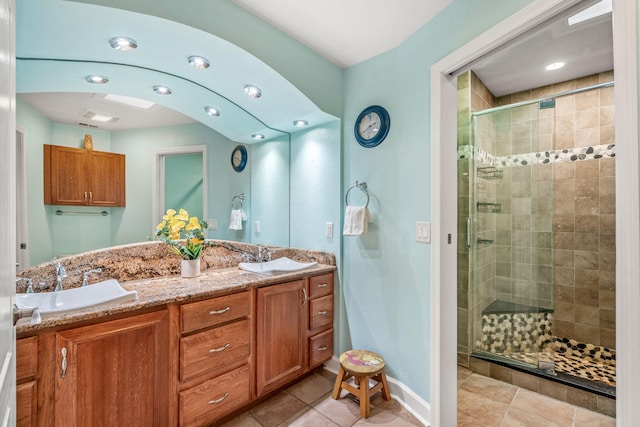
15, 279, 138, 315
239, 257, 317, 275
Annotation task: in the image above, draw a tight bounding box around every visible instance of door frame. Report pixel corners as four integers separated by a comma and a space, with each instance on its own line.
151, 145, 208, 230
15, 128, 29, 271
430, 0, 638, 425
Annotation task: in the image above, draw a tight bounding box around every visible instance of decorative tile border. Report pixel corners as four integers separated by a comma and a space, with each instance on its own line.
458, 144, 616, 168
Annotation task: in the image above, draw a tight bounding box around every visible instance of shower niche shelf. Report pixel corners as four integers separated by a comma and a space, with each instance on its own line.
477, 202, 502, 213
477, 167, 503, 180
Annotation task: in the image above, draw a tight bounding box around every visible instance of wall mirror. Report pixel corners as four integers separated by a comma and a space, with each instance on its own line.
14, 0, 339, 268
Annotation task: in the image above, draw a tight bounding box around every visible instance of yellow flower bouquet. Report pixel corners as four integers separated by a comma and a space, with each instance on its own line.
153, 208, 210, 260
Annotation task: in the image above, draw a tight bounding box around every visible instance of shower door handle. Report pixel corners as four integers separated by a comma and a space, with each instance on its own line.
466, 217, 472, 248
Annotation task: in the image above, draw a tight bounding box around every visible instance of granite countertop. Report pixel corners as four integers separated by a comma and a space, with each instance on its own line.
16, 262, 336, 336
16, 244, 336, 338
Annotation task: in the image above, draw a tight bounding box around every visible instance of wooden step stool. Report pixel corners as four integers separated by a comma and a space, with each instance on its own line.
331, 350, 391, 418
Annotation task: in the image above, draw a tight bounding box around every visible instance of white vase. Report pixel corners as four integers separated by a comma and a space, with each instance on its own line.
181, 258, 201, 278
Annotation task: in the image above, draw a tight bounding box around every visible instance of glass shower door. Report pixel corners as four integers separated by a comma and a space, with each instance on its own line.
470, 102, 555, 371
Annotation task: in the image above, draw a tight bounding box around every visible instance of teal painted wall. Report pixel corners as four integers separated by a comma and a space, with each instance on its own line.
164, 152, 204, 220
251, 135, 290, 247
110, 123, 253, 245
341, 0, 534, 401
16, 98, 53, 265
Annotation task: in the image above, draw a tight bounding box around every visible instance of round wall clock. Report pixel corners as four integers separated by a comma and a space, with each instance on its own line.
231, 145, 248, 172
354, 105, 390, 148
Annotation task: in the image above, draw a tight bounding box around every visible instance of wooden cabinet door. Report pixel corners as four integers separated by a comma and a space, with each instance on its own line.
255, 280, 306, 397
87, 150, 125, 206
44, 145, 87, 205
55, 310, 170, 427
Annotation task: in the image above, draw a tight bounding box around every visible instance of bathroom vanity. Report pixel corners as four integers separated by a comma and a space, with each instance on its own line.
15, 242, 335, 427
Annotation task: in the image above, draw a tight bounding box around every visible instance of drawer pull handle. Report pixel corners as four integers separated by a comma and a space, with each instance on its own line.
61, 347, 67, 378
318, 310, 329, 315
317, 283, 328, 288
208, 393, 229, 405
318, 345, 328, 351
210, 306, 230, 315
209, 343, 230, 353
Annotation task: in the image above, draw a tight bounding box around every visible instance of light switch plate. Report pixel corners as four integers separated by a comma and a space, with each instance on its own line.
254, 221, 261, 233
207, 219, 217, 230
326, 222, 334, 238
416, 221, 431, 243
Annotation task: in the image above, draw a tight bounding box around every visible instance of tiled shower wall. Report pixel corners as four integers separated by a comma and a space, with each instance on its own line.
457, 71, 616, 365
495, 71, 616, 348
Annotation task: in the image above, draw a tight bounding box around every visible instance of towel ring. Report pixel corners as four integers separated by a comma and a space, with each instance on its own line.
231, 193, 245, 209
345, 181, 369, 207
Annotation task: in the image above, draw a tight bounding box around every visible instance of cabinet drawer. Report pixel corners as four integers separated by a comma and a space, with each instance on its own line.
181, 291, 251, 334
16, 381, 37, 427
308, 273, 333, 299
16, 337, 38, 382
309, 295, 333, 332
309, 329, 333, 368
180, 364, 251, 427
180, 319, 251, 382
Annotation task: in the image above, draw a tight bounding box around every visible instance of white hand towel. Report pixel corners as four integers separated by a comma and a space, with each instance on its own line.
229, 209, 247, 230
343, 205, 372, 236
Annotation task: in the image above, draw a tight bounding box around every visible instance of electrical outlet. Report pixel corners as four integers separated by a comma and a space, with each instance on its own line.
254, 221, 261, 233
207, 219, 217, 230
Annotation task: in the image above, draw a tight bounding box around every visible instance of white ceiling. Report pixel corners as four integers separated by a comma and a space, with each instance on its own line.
232, 0, 455, 68
18, 0, 613, 132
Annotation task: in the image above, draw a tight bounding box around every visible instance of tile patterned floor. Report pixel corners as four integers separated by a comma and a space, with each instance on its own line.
220, 369, 423, 427
220, 367, 616, 426
457, 366, 616, 426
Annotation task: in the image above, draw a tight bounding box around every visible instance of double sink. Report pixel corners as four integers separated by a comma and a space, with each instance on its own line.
15, 257, 317, 323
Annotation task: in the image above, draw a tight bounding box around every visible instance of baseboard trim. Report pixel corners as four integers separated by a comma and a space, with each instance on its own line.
324, 356, 431, 426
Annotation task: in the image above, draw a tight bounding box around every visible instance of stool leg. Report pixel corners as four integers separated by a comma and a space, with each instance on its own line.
332, 366, 346, 400
378, 370, 391, 401
359, 375, 371, 418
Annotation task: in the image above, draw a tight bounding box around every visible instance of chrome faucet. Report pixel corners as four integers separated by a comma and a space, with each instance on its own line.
82, 268, 102, 286
55, 261, 67, 292
16, 277, 34, 293
256, 245, 271, 263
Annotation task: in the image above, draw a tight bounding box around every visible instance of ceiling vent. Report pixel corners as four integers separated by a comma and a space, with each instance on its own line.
77, 122, 99, 128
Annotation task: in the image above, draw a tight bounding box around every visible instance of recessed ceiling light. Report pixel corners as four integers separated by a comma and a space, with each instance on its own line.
293, 120, 308, 127
252, 133, 265, 140
244, 85, 262, 99
545, 62, 565, 71
85, 75, 109, 84
104, 94, 155, 109
153, 85, 172, 95
109, 36, 137, 51
188, 55, 210, 69
204, 106, 220, 117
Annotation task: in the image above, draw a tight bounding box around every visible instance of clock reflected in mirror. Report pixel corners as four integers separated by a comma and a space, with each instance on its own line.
231, 145, 248, 172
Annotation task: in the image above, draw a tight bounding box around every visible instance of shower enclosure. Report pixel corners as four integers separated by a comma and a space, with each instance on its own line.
458, 71, 616, 394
